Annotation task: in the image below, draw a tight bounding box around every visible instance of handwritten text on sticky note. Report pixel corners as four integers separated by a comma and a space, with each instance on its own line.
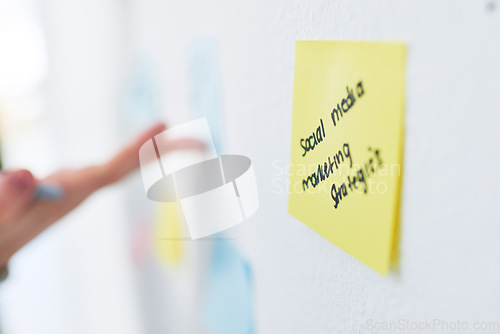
288, 41, 406, 275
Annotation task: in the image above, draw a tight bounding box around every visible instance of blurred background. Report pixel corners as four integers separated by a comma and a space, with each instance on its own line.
0, 0, 499, 334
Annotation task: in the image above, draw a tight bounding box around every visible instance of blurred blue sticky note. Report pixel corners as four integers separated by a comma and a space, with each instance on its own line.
122, 56, 159, 124
201, 239, 255, 334
36, 184, 64, 200
188, 39, 225, 153
189, 41, 255, 331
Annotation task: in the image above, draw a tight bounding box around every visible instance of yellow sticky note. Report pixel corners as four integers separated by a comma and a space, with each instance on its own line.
288, 41, 405, 275
153, 202, 184, 266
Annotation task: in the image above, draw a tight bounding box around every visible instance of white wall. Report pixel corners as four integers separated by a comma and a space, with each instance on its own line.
1, 1, 143, 333
2, 0, 500, 333
132, 0, 500, 333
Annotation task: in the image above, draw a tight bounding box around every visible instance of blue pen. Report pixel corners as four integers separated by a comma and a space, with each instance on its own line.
0, 171, 64, 200
35, 184, 65, 200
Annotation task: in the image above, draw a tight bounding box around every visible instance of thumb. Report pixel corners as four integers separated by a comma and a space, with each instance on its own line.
0, 170, 37, 226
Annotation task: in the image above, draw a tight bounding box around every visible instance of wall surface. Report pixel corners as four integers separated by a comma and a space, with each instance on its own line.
1, 0, 499, 333
135, 1, 500, 333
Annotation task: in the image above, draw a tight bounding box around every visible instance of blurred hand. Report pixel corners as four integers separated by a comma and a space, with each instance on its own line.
0, 123, 202, 268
